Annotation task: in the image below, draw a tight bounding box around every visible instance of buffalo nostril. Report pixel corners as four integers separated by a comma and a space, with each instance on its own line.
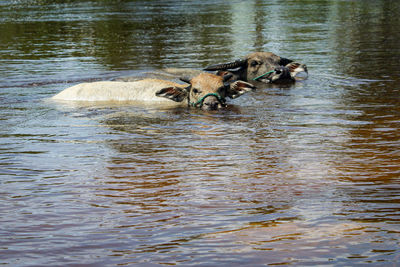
275, 68, 282, 74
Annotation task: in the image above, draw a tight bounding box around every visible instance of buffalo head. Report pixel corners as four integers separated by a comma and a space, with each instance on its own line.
156, 73, 256, 111
204, 52, 308, 84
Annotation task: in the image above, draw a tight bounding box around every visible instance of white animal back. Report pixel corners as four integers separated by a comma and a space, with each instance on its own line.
52, 79, 186, 106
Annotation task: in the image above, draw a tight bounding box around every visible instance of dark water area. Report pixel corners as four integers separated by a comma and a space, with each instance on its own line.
1, 1, 400, 266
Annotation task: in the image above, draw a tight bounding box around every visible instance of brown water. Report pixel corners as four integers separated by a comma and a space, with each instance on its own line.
1, 1, 400, 266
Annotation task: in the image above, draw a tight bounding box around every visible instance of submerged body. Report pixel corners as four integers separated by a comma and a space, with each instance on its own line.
52, 73, 255, 111
52, 79, 185, 106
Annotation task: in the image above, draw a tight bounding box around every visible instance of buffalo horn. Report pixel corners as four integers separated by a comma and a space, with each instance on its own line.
279, 57, 293, 66
222, 73, 233, 82
204, 59, 246, 71
179, 76, 192, 84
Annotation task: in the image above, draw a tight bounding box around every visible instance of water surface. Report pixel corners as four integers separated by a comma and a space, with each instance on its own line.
1, 1, 400, 266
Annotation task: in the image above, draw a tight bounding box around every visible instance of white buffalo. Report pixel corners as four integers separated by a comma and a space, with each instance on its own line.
52, 73, 255, 111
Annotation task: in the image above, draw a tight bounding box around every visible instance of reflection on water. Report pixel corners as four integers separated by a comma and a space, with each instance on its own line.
1, 0, 400, 266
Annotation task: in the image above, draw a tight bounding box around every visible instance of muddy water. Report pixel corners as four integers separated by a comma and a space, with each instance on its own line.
1, 1, 400, 266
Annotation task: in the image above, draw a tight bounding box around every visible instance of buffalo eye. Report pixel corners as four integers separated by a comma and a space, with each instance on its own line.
250, 60, 260, 67
192, 88, 200, 94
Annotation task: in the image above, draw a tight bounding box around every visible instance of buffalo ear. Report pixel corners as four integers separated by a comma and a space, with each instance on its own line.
286, 62, 308, 72
155, 86, 188, 102
227, 81, 256, 99
286, 62, 308, 80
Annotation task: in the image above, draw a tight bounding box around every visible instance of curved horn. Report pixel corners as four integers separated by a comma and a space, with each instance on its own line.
204, 59, 246, 71
222, 73, 233, 83
179, 76, 192, 84
279, 57, 293, 66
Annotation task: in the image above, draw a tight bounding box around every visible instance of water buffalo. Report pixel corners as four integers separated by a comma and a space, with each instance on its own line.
52, 73, 255, 111
204, 52, 308, 84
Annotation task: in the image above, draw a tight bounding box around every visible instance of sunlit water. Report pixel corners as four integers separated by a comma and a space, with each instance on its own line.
1, 1, 400, 266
